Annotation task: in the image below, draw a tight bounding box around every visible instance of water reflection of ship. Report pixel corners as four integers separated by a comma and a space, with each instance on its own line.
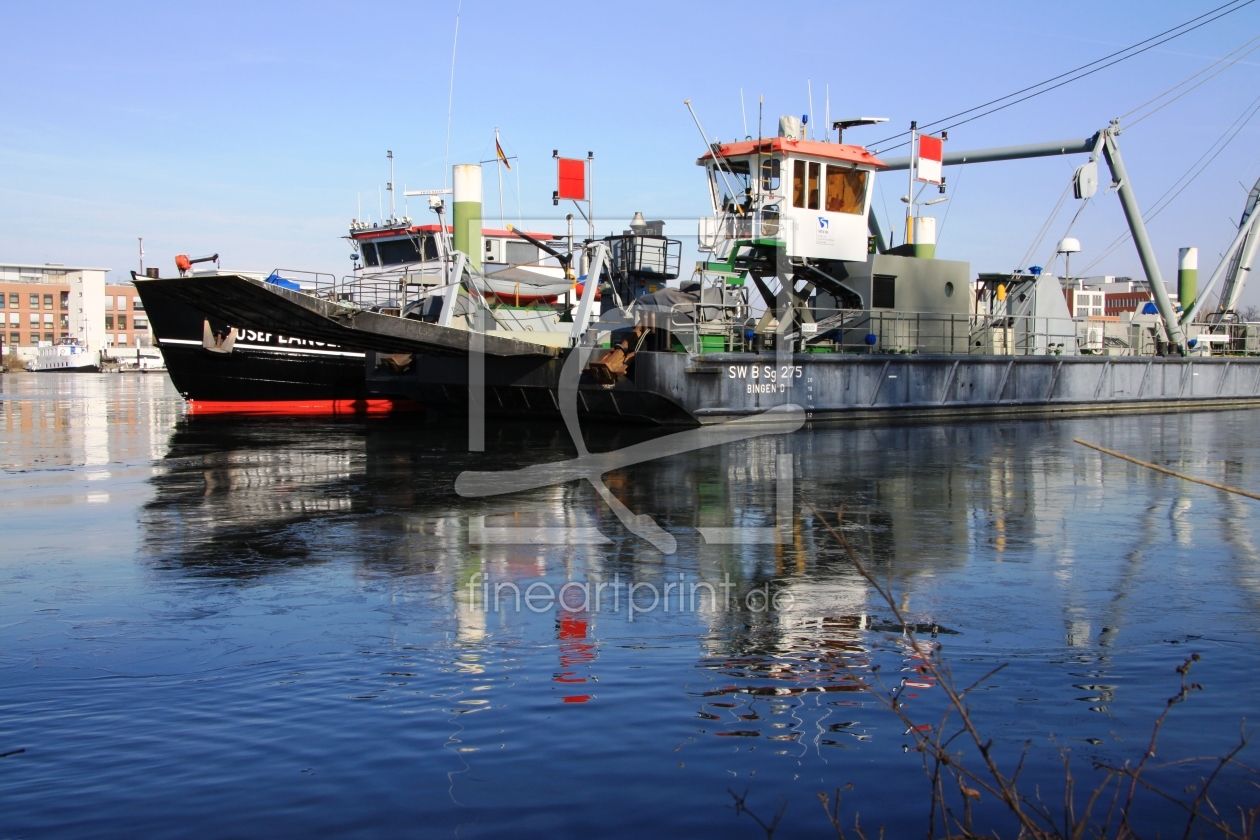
137, 410, 1260, 726
141, 421, 366, 572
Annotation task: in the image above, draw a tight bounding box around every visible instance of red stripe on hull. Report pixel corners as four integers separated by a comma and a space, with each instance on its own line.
187, 398, 422, 416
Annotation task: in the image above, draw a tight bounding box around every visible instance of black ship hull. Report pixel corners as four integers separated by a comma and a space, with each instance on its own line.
135, 276, 414, 415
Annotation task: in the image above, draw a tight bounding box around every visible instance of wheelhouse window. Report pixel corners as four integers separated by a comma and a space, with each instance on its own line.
761, 158, 780, 191
376, 237, 422, 266
360, 243, 379, 267
792, 160, 821, 209
711, 159, 753, 212
825, 165, 867, 215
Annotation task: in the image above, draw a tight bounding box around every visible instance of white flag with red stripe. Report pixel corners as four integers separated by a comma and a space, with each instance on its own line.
916, 134, 943, 184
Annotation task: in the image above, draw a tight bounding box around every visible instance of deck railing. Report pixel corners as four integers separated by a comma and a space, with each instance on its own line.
697, 211, 782, 252
269, 266, 446, 314
661, 304, 1080, 357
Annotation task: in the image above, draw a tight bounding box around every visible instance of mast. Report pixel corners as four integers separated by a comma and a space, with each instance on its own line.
386, 150, 395, 219
907, 121, 917, 247
495, 127, 506, 227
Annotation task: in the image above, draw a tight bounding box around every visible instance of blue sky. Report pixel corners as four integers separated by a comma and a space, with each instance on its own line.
3, 1, 1260, 305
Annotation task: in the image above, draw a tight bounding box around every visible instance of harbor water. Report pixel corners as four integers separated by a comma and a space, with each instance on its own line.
2, 374, 1259, 837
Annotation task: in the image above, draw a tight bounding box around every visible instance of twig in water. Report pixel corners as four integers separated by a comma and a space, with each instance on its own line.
728, 787, 788, 839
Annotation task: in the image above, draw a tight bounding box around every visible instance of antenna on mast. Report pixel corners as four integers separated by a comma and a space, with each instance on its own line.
807, 80, 815, 140
443, 0, 462, 192
740, 88, 748, 138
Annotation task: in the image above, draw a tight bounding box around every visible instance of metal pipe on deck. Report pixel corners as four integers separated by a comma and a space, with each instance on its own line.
866, 207, 888, 253
880, 135, 1098, 171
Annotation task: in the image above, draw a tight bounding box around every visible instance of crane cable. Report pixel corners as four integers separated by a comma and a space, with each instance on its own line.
1078, 89, 1260, 274
1016, 182, 1072, 273
868, 0, 1256, 154
1123, 32, 1260, 128
1018, 30, 1260, 273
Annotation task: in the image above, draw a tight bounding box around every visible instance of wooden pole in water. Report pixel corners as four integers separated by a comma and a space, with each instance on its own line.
1074, 438, 1260, 501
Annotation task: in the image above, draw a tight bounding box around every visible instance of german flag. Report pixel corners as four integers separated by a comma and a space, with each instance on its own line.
496, 136, 511, 170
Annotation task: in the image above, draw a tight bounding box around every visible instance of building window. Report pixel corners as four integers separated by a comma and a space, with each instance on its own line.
117, 295, 128, 310
825, 165, 867, 215
29, 314, 39, 326
134, 316, 148, 330
132, 296, 144, 311
43, 294, 53, 310
105, 314, 114, 329
29, 334, 38, 345
60, 292, 69, 310
7, 313, 16, 325
8, 293, 18, 308
44, 332, 54, 343
29, 294, 39, 308
9, 332, 19, 345
117, 314, 127, 329
60, 314, 68, 328
42, 314, 52, 326
104, 296, 113, 311
0, 294, 4, 309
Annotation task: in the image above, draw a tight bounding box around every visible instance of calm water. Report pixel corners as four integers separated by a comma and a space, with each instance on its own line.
2, 374, 1259, 838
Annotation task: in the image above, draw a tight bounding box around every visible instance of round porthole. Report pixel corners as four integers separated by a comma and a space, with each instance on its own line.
944, 281, 954, 297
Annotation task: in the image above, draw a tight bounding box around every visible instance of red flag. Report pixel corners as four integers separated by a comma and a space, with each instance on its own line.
557, 157, 585, 200
916, 134, 943, 185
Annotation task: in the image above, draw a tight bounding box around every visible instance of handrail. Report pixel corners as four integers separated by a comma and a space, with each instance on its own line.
653, 303, 1083, 357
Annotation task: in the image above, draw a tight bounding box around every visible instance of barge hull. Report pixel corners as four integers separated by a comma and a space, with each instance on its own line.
369, 351, 1260, 426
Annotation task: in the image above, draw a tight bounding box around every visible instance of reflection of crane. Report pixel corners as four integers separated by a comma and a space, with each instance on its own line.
1208, 175, 1260, 325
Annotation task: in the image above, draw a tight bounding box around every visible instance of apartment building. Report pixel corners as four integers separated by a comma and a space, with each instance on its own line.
0, 263, 151, 352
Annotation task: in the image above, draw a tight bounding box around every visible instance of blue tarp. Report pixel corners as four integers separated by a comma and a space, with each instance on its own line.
264, 272, 301, 291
